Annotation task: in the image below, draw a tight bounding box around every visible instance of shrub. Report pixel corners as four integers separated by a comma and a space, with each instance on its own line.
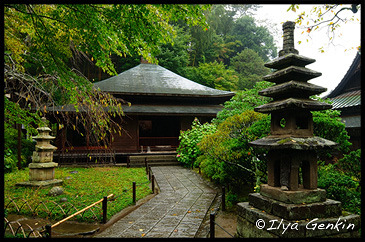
4, 149, 18, 173
199, 110, 267, 189
312, 97, 352, 155
318, 161, 360, 215
336, 149, 361, 182
4, 122, 36, 172
176, 118, 217, 168
213, 81, 273, 124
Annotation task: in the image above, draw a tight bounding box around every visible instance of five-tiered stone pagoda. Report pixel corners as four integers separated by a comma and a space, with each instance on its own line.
236, 21, 360, 238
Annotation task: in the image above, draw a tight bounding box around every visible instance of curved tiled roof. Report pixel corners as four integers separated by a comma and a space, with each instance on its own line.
94, 64, 234, 98
330, 90, 361, 109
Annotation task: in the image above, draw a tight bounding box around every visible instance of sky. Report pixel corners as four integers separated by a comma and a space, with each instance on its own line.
253, 4, 361, 97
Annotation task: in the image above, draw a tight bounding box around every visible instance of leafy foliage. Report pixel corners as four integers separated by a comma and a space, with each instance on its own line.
336, 149, 361, 183
176, 118, 217, 168
288, 4, 361, 51
226, 15, 277, 62
231, 49, 271, 90
198, 110, 267, 188
312, 97, 352, 155
156, 25, 191, 75
213, 81, 273, 124
182, 61, 239, 91
4, 4, 210, 163
318, 161, 360, 215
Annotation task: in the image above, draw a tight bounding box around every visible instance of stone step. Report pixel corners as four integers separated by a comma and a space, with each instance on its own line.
115, 161, 181, 167
130, 161, 180, 167
129, 155, 177, 163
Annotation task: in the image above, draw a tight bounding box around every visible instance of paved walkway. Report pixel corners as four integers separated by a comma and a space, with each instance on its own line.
95, 166, 217, 238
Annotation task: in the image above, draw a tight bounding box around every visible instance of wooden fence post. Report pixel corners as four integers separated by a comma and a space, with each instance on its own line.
102, 196, 108, 223
45, 224, 52, 238
152, 175, 155, 193
133, 182, 136, 204
17, 123, 22, 170
210, 212, 215, 239
222, 186, 226, 211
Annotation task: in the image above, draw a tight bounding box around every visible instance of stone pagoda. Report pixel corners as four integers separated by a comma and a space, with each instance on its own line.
17, 117, 63, 187
236, 21, 360, 238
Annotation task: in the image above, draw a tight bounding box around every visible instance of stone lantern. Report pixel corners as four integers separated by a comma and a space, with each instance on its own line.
236, 21, 360, 238
17, 117, 63, 187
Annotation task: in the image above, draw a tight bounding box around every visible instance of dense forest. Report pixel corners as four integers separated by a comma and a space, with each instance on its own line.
92, 5, 277, 91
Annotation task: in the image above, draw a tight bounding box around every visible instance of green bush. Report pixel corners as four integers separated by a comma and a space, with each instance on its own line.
4, 121, 36, 172
4, 149, 18, 173
312, 98, 352, 155
199, 110, 267, 189
176, 118, 217, 168
318, 161, 360, 215
336, 149, 361, 182
213, 81, 273, 124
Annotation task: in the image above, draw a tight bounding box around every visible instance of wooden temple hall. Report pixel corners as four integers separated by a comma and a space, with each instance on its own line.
51, 60, 234, 163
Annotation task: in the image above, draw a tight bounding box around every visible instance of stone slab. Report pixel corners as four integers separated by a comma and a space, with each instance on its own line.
262, 65, 322, 83
255, 97, 332, 113
249, 136, 338, 150
259, 80, 326, 98
29, 162, 58, 168
236, 202, 360, 238
260, 184, 326, 204
248, 193, 342, 220
264, 53, 316, 70
16, 179, 63, 187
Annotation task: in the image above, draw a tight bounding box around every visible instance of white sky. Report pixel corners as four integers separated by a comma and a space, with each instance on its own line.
253, 4, 361, 97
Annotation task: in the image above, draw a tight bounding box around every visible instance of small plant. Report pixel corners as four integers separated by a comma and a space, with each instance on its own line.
176, 118, 217, 168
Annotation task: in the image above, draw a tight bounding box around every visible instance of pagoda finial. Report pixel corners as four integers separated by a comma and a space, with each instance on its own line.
279, 21, 299, 57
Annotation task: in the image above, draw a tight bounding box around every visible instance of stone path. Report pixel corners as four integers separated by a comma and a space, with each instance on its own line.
95, 166, 217, 238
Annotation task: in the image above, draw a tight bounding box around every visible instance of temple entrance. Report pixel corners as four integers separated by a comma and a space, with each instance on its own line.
138, 116, 180, 151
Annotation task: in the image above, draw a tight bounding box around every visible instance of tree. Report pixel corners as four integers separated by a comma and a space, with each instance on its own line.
182, 61, 239, 91
199, 110, 267, 188
231, 48, 271, 90
288, 4, 361, 51
213, 81, 273, 124
4, 4, 210, 167
156, 25, 192, 75
226, 15, 277, 62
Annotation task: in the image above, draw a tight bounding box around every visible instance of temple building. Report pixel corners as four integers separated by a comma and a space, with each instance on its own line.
52, 60, 234, 162
325, 51, 361, 151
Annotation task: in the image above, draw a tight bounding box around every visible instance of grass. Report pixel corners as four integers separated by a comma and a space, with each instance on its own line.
4, 167, 152, 223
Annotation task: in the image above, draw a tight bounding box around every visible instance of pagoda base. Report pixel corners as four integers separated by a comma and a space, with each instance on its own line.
260, 184, 326, 204
16, 179, 63, 188
236, 193, 360, 238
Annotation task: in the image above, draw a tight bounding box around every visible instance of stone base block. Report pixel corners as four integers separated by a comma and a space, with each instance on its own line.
260, 184, 326, 204
16, 179, 63, 188
29, 162, 58, 168
248, 193, 342, 220
236, 202, 360, 238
